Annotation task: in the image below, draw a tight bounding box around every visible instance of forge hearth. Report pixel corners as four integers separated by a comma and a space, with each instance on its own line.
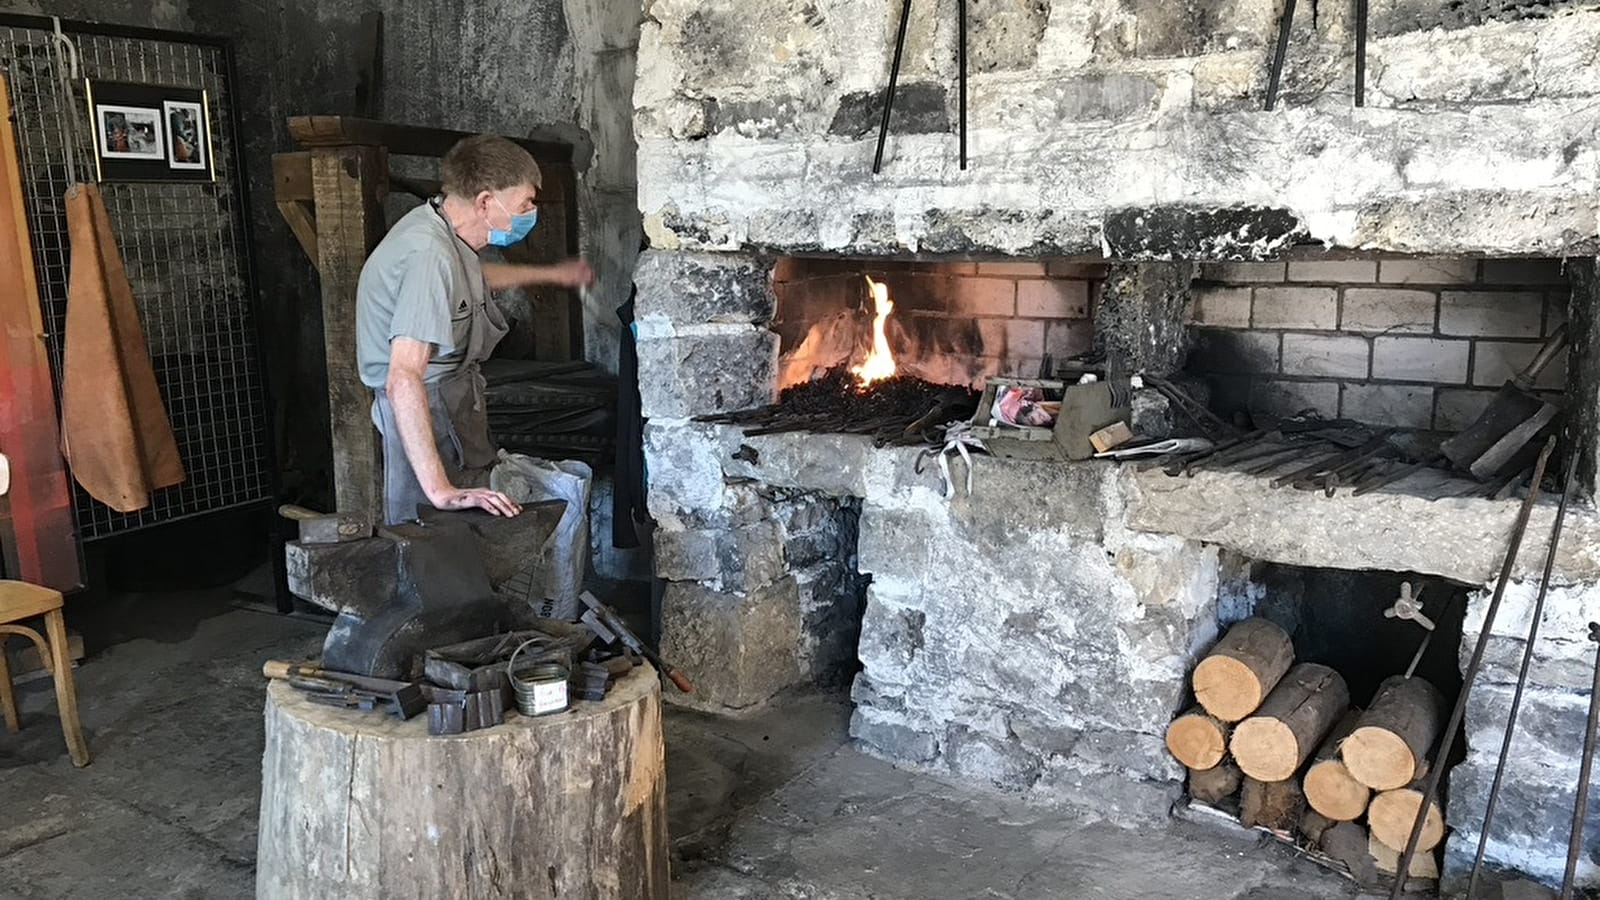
697, 369, 977, 444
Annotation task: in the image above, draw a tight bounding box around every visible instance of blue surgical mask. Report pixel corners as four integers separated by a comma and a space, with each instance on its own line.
487, 195, 538, 247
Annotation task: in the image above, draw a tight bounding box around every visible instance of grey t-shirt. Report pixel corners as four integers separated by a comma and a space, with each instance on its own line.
356, 200, 486, 389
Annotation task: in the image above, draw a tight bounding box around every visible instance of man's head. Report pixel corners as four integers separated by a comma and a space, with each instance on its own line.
440, 135, 543, 249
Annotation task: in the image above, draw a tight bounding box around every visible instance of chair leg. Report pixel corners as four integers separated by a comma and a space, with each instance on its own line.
0, 635, 17, 734
43, 609, 88, 767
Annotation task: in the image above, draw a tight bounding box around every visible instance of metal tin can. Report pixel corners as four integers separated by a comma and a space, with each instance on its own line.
512, 663, 569, 716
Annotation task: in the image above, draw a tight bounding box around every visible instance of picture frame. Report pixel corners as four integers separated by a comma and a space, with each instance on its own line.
86, 80, 215, 183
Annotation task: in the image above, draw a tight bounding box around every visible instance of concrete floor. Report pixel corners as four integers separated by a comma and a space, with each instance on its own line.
0, 584, 1378, 899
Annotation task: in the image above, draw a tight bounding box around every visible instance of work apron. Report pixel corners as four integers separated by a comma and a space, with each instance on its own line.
372, 253, 510, 525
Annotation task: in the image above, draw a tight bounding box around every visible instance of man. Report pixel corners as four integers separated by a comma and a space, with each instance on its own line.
356, 135, 592, 525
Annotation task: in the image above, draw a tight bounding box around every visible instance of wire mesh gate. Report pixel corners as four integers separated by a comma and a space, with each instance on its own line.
0, 17, 271, 539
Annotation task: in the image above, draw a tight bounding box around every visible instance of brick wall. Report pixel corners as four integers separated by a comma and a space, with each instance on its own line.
773, 258, 1101, 389
1188, 258, 1570, 431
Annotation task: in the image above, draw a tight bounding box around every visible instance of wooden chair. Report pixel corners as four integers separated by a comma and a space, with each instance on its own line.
0, 450, 89, 767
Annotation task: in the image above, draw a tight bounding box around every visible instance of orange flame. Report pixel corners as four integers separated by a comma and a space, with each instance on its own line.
851, 276, 896, 386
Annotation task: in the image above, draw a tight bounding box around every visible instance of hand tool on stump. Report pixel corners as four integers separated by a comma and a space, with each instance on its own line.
1561, 620, 1600, 900
1441, 326, 1567, 480
262, 659, 426, 719
1387, 436, 1556, 900
278, 504, 371, 544
1470, 447, 1578, 895
579, 591, 693, 693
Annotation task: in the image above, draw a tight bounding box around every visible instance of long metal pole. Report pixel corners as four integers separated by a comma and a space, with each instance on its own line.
1388, 436, 1556, 900
1265, 0, 1297, 111
1354, 0, 1368, 107
958, 0, 967, 170
1469, 450, 1577, 895
1561, 621, 1600, 900
873, 0, 914, 175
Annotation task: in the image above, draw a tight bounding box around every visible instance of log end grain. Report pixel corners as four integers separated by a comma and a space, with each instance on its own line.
1342, 725, 1420, 792
1304, 758, 1371, 822
1368, 788, 1445, 853
1369, 831, 1439, 880
1194, 655, 1263, 723
1166, 709, 1229, 770
1230, 717, 1299, 782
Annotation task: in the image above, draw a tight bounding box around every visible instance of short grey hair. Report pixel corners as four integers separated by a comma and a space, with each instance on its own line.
441, 135, 542, 198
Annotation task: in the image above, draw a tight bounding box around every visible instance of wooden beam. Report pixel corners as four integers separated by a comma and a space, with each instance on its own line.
272, 151, 313, 202
311, 146, 387, 522
288, 116, 573, 166
276, 199, 318, 263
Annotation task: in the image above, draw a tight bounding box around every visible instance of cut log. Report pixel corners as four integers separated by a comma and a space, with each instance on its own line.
1240, 776, 1304, 832
1188, 761, 1243, 807
1341, 675, 1445, 791
1230, 663, 1350, 782
1166, 706, 1230, 770
1303, 710, 1371, 822
1193, 618, 1295, 722
1321, 822, 1382, 889
1368, 785, 1446, 853
1369, 830, 1440, 880
1300, 808, 1336, 845
256, 665, 668, 900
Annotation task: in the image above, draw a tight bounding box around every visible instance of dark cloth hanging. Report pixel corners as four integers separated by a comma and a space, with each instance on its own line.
612, 287, 650, 548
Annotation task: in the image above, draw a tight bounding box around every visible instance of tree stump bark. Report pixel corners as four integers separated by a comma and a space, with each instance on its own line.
1240, 776, 1304, 832
1303, 710, 1370, 822
1342, 675, 1444, 791
257, 665, 668, 900
1230, 662, 1349, 782
1166, 705, 1230, 770
1192, 618, 1294, 722
1188, 761, 1243, 807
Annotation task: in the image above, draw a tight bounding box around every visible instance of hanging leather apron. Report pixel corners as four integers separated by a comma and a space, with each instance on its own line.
373, 239, 509, 524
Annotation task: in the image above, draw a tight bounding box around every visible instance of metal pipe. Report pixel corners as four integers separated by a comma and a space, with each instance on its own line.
1388, 436, 1556, 900
1561, 621, 1600, 900
1354, 0, 1368, 107
1470, 451, 1578, 894
958, 0, 967, 169
1265, 0, 1297, 111
873, 0, 915, 175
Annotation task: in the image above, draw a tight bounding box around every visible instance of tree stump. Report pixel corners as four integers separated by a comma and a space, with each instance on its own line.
1192, 617, 1294, 722
257, 665, 668, 900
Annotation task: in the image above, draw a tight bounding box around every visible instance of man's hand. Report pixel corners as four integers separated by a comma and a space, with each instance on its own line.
540, 258, 595, 289
426, 485, 523, 517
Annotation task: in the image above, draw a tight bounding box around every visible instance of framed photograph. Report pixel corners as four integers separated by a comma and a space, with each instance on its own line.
86, 80, 215, 183
163, 100, 206, 170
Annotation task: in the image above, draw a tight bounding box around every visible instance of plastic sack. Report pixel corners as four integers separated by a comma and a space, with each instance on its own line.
489, 451, 593, 620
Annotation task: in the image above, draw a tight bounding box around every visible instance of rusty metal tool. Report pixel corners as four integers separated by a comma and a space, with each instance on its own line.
579, 591, 693, 693
1355, 0, 1368, 106
1441, 326, 1567, 480
1241, 444, 1314, 477
264, 659, 425, 719
1471, 450, 1577, 895
1264, 0, 1297, 110
873, 0, 914, 174
1388, 436, 1556, 899
1561, 620, 1600, 900
1352, 456, 1437, 497
278, 504, 371, 544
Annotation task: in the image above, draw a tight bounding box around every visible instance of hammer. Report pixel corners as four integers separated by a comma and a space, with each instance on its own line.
278, 504, 372, 544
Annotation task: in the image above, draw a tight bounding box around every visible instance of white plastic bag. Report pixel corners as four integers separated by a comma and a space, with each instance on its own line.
490, 451, 593, 620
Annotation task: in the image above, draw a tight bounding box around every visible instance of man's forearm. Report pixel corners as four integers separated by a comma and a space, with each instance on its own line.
387, 372, 452, 499
482, 262, 548, 290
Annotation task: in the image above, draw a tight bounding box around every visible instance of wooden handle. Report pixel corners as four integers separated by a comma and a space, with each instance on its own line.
1516, 324, 1568, 386
277, 504, 325, 521
664, 668, 693, 694
264, 659, 314, 680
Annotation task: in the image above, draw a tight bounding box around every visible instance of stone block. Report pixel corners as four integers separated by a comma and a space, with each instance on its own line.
1286, 259, 1378, 283
1378, 258, 1479, 285
634, 250, 777, 325
1340, 288, 1437, 334
857, 592, 927, 677
1435, 387, 1495, 431
1371, 336, 1470, 383
1033, 757, 1181, 825
636, 328, 777, 419
857, 508, 937, 579
1200, 261, 1286, 284
1481, 258, 1570, 287
1340, 383, 1434, 429
1067, 729, 1183, 783
1052, 73, 1164, 121
1190, 286, 1251, 328
1440, 291, 1545, 338
660, 578, 803, 711
1253, 286, 1337, 330
643, 422, 731, 525
1045, 320, 1094, 359
850, 708, 939, 763
975, 261, 1047, 277
829, 82, 948, 138
945, 725, 1043, 790
1281, 333, 1370, 378
950, 278, 1017, 317
1047, 260, 1110, 279
1101, 207, 1303, 261
1249, 379, 1340, 420
1473, 341, 1568, 390
1017, 279, 1090, 319
1188, 329, 1280, 375
653, 528, 720, 581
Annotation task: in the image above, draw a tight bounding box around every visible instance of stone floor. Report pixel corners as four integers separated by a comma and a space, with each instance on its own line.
0, 581, 1390, 899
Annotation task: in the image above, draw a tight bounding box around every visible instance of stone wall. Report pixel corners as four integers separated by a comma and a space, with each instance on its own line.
1188, 257, 1572, 429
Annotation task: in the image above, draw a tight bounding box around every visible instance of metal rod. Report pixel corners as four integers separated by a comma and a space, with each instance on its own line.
958, 0, 967, 169
1561, 621, 1600, 900
1354, 0, 1368, 107
1388, 436, 1556, 900
1265, 0, 1297, 111
1470, 450, 1577, 895
873, 0, 915, 175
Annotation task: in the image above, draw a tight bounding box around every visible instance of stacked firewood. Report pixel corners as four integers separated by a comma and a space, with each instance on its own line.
1166, 618, 1448, 886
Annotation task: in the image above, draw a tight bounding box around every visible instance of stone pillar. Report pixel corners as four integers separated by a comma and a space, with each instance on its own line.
1094, 261, 1197, 375
1566, 258, 1600, 497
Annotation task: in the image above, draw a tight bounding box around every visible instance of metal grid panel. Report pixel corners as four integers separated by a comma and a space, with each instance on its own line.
1, 23, 270, 538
